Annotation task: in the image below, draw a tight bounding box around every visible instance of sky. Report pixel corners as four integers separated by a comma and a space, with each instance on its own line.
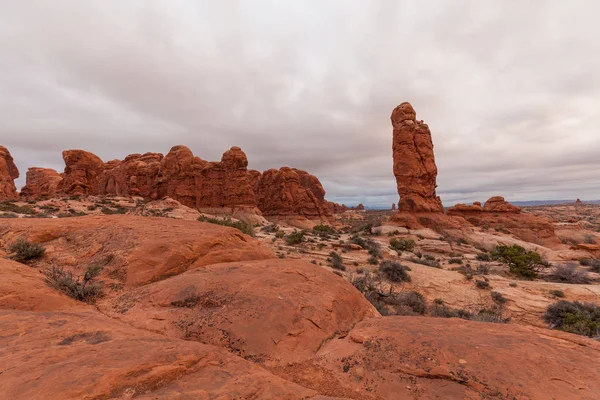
1, 1, 599, 208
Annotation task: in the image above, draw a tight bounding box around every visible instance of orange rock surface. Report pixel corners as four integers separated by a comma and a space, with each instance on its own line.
20, 167, 62, 199
0, 145, 19, 200
391, 103, 444, 213
56, 149, 105, 195
101, 259, 378, 364
256, 167, 332, 219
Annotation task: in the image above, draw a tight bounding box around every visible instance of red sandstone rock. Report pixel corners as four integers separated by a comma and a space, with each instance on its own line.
447, 202, 484, 214
0, 145, 19, 200
256, 167, 331, 219
483, 196, 521, 213
391, 103, 444, 212
98, 152, 163, 198
20, 167, 62, 199
196, 146, 257, 210
391, 203, 396, 211
56, 150, 104, 195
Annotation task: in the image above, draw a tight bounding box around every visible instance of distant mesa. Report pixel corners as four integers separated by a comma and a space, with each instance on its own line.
575, 198, 584, 205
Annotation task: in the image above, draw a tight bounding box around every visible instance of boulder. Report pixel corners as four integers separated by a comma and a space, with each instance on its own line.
483, 196, 521, 213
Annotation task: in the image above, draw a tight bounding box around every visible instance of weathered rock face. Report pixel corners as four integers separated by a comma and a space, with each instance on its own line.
483, 196, 521, 213
255, 167, 331, 219
391, 102, 444, 213
20, 168, 62, 199
447, 201, 484, 214
56, 150, 104, 195
0, 145, 19, 200
99, 153, 163, 198
196, 146, 257, 210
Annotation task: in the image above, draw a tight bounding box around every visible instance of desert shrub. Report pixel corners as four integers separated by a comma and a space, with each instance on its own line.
429, 303, 473, 319
476, 253, 491, 262
550, 289, 565, 298
9, 239, 45, 263
448, 258, 463, 264
475, 280, 490, 289
583, 234, 596, 245
491, 291, 507, 304
350, 235, 381, 258
0, 212, 18, 218
580, 259, 600, 273
389, 238, 415, 253
329, 252, 346, 271
424, 254, 436, 261
261, 223, 279, 233
378, 260, 411, 283
312, 224, 336, 237
477, 263, 490, 275
44, 263, 104, 303
471, 307, 511, 323
509, 282, 518, 287
387, 291, 426, 315
547, 263, 591, 284
275, 230, 285, 239
490, 245, 548, 279
409, 257, 441, 268
367, 256, 379, 265
198, 215, 255, 237
0, 202, 36, 215
101, 206, 130, 215
284, 230, 305, 245
544, 300, 600, 338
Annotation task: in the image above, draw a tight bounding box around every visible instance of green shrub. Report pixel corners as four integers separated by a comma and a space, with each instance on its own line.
379, 260, 411, 283
44, 263, 104, 303
367, 256, 379, 265
198, 215, 255, 237
429, 303, 473, 320
389, 238, 415, 253
101, 206, 130, 215
490, 245, 548, 279
509, 282, 517, 287
284, 230, 305, 245
544, 300, 600, 338
9, 239, 46, 263
448, 258, 463, 264
550, 289, 565, 298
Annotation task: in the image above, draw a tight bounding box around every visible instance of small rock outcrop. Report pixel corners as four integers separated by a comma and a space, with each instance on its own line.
0, 146, 19, 200
56, 150, 105, 195
20, 167, 62, 199
391, 102, 444, 212
483, 196, 521, 213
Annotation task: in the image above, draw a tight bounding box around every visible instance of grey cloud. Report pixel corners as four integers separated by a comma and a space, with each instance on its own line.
1, 0, 599, 207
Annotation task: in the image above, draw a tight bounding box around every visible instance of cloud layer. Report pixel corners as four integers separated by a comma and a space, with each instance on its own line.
1, 1, 599, 207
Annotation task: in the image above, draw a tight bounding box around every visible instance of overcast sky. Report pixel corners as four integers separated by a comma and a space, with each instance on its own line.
1, 1, 599, 207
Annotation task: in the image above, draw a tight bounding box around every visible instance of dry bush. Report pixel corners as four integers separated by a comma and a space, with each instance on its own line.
547, 263, 591, 284
9, 239, 45, 263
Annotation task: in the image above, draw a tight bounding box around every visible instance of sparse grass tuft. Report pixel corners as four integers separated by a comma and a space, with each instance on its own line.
198, 215, 255, 237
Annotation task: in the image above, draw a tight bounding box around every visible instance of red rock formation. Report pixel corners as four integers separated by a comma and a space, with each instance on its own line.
391, 102, 444, 213
56, 150, 104, 195
483, 196, 521, 213
447, 201, 484, 214
0, 145, 19, 200
20, 167, 62, 199
255, 167, 332, 220
99, 153, 163, 198
355, 203, 365, 211
391, 203, 396, 211
155, 145, 206, 208
196, 146, 257, 210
